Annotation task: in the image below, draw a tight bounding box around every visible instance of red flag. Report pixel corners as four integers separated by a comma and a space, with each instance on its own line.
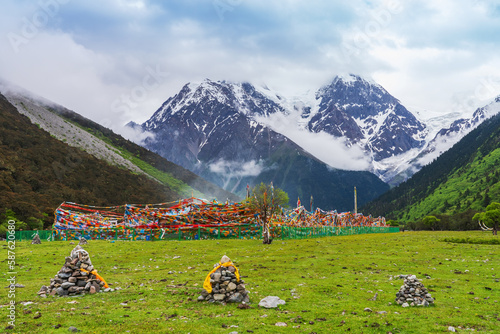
297, 197, 301, 208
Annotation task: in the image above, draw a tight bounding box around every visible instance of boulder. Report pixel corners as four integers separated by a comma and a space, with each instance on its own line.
258, 296, 286, 308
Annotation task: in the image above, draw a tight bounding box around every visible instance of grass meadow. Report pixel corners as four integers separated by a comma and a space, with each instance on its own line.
1, 231, 499, 333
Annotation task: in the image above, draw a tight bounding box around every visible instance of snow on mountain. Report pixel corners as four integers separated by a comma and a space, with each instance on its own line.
416, 95, 500, 165
136, 75, 500, 189
252, 74, 429, 180
137, 78, 390, 210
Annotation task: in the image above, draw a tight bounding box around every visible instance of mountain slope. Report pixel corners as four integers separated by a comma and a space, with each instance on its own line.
2, 88, 238, 203
139, 80, 389, 211
388, 96, 500, 186
137, 75, 500, 192
0, 92, 183, 227
362, 97, 500, 223
308, 75, 427, 161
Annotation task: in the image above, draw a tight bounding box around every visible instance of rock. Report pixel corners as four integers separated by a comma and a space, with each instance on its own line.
78, 238, 88, 245
76, 280, 87, 288
68, 326, 80, 332
221, 255, 231, 263
68, 286, 79, 293
364, 308, 373, 312
31, 234, 42, 244
227, 293, 243, 303
259, 296, 286, 308
41, 246, 105, 298
213, 294, 226, 301
395, 275, 435, 307
275, 322, 287, 327
38, 286, 48, 295
61, 282, 75, 289
200, 258, 249, 304
448, 326, 456, 332
56, 287, 68, 296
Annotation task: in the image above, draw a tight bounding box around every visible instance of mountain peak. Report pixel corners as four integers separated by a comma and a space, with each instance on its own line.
329, 74, 379, 88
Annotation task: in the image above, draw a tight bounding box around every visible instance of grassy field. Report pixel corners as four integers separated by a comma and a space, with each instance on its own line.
2, 231, 499, 333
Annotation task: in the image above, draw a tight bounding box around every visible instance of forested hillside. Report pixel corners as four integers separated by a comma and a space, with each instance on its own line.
0, 93, 193, 230
362, 108, 500, 229
3, 90, 238, 203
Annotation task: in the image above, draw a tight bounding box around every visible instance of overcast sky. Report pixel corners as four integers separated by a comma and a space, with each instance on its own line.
1, 0, 500, 132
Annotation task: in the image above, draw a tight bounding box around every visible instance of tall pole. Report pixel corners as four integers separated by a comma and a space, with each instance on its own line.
354, 186, 357, 215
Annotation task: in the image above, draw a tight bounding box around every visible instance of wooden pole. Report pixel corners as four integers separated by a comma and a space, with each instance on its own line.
354, 187, 357, 215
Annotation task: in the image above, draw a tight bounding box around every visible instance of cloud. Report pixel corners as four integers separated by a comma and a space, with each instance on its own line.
0, 0, 499, 132
208, 159, 267, 191
209, 159, 265, 178
119, 123, 156, 145
254, 111, 371, 171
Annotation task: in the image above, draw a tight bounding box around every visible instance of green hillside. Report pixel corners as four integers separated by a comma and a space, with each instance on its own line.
0, 93, 210, 229
255, 144, 389, 212
362, 111, 500, 227
38, 103, 240, 202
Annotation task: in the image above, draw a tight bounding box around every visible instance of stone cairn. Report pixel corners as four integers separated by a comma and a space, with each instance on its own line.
79, 237, 88, 245
37, 245, 110, 298
198, 255, 250, 304
395, 275, 435, 307
31, 234, 41, 244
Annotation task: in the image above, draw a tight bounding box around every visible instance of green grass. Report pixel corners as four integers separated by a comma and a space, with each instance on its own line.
442, 237, 500, 245
127, 155, 203, 198
59, 116, 203, 198
2, 231, 499, 333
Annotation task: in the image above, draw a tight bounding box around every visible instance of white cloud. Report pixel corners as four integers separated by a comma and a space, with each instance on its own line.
209, 159, 265, 178
254, 112, 371, 171
208, 159, 267, 191
0, 0, 499, 131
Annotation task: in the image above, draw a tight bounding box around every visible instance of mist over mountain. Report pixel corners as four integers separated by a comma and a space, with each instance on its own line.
134, 74, 500, 209
137, 79, 390, 211
362, 95, 500, 227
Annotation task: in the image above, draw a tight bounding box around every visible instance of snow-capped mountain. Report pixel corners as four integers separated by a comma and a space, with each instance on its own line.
134, 75, 500, 203
137, 79, 389, 211
308, 75, 427, 160
142, 80, 289, 174
389, 94, 500, 184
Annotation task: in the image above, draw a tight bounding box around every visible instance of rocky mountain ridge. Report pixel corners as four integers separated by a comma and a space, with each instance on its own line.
137, 78, 392, 210
144, 75, 500, 188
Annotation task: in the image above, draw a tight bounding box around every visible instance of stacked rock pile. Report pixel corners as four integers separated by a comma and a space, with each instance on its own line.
79, 237, 88, 245
198, 255, 250, 304
37, 245, 110, 297
31, 234, 41, 244
395, 274, 435, 307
